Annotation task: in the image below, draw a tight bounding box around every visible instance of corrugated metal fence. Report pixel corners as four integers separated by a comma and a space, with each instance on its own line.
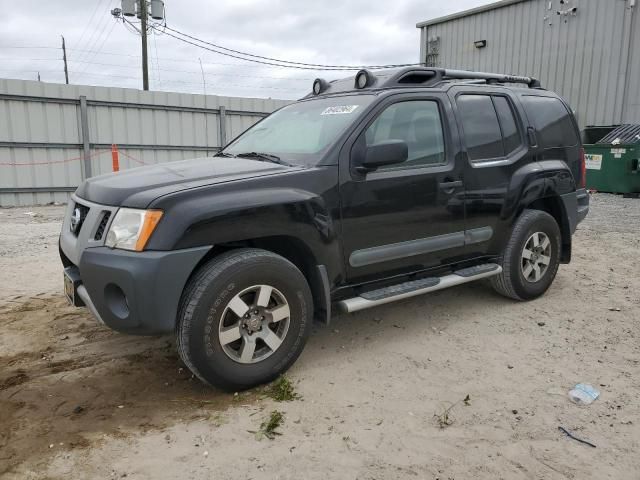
0, 79, 289, 206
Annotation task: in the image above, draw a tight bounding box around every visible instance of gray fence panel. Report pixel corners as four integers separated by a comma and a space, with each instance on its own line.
0, 78, 289, 206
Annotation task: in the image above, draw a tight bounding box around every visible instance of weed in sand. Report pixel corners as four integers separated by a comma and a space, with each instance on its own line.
255, 410, 284, 440
435, 394, 470, 429
434, 403, 456, 429
264, 375, 300, 402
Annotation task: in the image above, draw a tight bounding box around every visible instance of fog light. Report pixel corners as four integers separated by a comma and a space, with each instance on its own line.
105, 283, 129, 320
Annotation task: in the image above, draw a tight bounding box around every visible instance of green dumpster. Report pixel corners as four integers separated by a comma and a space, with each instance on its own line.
582, 124, 640, 194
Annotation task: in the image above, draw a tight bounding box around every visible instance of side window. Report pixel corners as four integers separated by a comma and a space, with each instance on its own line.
457, 95, 504, 160
365, 100, 446, 170
521, 96, 578, 148
493, 96, 521, 155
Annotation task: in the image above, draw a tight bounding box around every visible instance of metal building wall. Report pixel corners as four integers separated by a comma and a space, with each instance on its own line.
624, 0, 640, 124
417, 0, 638, 128
0, 79, 289, 206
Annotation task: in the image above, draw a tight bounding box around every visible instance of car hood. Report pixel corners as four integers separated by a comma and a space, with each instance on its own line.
75, 156, 300, 208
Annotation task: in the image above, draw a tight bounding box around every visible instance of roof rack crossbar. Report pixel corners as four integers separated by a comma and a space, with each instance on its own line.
440, 69, 541, 88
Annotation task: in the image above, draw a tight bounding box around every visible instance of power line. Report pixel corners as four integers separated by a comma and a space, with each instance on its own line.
0, 53, 311, 72
152, 30, 162, 89
74, 0, 107, 55
161, 25, 424, 71
72, 0, 111, 66
0, 46, 60, 50
148, 26, 356, 71
152, 26, 423, 71
67, 70, 303, 91
71, 59, 314, 80
0, 47, 344, 72
0, 57, 64, 61
75, 1, 115, 78
1, 57, 316, 81
92, 20, 119, 64
0, 65, 311, 81
0, 69, 61, 73
0, 69, 304, 96
76, 20, 118, 80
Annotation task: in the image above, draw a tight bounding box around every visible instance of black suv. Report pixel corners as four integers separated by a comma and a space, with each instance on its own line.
60, 67, 589, 390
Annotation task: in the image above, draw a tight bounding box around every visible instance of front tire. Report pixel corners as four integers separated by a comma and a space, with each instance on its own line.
177, 248, 313, 391
491, 209, 561, 301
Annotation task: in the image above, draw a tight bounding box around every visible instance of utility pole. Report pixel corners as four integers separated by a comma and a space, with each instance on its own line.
115, 0, 164, 90
61, 35, 69, 84
140, 0, 149, 90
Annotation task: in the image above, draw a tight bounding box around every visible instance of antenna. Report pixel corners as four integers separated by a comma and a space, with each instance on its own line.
198, 58, 207, 95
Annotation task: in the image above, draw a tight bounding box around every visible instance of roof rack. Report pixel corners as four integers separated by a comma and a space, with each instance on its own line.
389, 67, 541, 89
441, 69, 541, 88
304, 66, 542, 99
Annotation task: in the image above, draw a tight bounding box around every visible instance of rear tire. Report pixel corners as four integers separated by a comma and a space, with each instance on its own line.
176, 248, 313, 391
491, 209, 561, 301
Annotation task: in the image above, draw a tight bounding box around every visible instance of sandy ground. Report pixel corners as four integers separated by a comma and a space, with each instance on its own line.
1, 194, 639, 480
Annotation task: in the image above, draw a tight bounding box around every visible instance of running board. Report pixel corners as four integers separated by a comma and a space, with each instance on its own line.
338, 263, 502, 313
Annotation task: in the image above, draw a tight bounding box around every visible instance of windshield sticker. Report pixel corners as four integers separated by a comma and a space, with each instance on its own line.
321, 105, 359, 115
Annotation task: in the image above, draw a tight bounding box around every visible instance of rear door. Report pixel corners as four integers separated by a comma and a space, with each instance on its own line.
339, 92, 466, 283
450, 87, 532, 256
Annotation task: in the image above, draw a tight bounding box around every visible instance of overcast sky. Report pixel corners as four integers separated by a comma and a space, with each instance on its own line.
1, 0, 493, 99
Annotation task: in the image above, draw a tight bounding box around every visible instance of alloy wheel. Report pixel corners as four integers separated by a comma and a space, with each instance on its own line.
521, 231, 551, 283
218, 285, 291, 364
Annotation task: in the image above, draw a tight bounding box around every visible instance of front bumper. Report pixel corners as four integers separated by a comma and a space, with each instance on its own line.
61, 246, 210, 334
59, 194, 211, 334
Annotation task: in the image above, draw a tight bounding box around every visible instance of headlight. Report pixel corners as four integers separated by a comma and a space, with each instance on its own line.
105, 208, 163, 251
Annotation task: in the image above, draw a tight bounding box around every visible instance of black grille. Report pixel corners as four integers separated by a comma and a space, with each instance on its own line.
94, 211, 112, 241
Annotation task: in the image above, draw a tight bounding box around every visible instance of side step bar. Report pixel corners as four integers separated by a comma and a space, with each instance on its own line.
338, 263, 502, 313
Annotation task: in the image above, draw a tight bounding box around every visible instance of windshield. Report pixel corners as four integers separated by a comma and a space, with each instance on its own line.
222, 95, 374, 166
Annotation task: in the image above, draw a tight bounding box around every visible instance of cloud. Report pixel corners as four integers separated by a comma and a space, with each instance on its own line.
0, 0, 492, 99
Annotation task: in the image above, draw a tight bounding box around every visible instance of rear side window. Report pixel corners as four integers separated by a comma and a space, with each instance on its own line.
457, 95, 504, 160
522, 96, 578, 148
493, 96, 520, 155
456, 94, 523, 161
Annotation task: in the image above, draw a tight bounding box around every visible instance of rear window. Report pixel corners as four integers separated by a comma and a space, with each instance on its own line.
522, 96, 578, 148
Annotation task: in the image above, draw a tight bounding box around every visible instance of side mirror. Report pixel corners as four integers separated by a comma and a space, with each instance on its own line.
359, 140, 408, 171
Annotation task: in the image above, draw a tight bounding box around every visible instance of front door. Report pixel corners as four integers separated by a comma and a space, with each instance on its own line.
339, 94, 466, 283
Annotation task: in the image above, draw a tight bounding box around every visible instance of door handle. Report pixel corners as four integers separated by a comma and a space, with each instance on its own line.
527, 127, 538, 147
439, 180, 463, 193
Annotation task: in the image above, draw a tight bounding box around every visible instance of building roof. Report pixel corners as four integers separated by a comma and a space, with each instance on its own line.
416, 0, 530, 28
